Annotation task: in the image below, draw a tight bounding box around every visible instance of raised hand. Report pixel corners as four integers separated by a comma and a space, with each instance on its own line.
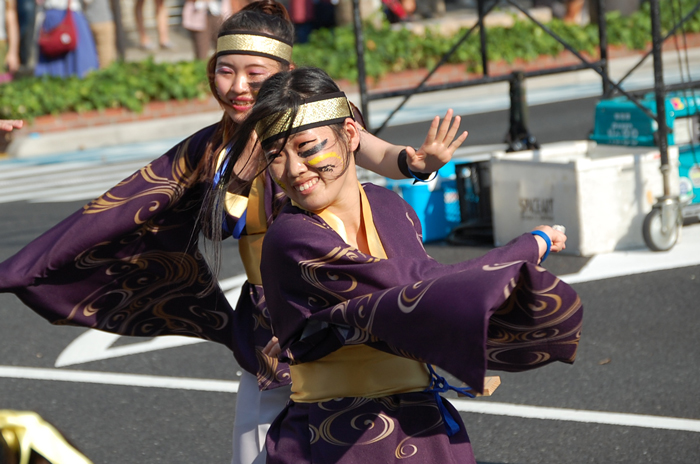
406, 109, 468, 173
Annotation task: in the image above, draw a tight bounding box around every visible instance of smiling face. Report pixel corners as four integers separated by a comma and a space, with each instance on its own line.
214, 54, 283, 124
265, 121, 361, 215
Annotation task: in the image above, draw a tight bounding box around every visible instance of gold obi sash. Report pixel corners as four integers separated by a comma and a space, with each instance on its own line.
289, 183, 429, 403
290, 345, 429, 402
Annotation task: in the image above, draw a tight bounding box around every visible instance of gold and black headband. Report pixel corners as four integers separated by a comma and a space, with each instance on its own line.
216, 31, 293, 64
256, 92, 354, 145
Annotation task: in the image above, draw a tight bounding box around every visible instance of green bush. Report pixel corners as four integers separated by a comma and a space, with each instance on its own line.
0, 59, 209, 120
2, 3, 700, 120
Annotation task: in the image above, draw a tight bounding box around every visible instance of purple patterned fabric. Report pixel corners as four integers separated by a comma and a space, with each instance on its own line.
267, 393, 475, 464
260, 183, 583, 462
0, 123, 290, 390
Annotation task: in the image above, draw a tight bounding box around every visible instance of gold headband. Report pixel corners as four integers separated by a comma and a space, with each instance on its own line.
256, 93, 353, 145
216, 32, 292, 64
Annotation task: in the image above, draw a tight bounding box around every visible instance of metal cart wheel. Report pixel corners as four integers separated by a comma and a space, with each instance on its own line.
643, 203, 681, 251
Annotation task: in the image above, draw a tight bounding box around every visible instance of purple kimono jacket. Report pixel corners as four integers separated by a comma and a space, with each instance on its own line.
0, 123, 290, 389
260, 183, 583, 464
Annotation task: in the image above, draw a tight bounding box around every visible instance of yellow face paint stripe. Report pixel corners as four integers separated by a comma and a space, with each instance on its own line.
306, 152, 343, 166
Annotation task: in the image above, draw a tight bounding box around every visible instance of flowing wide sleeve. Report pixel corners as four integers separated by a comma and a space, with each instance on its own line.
0, 124, 236, 350
261, 184, 583, 393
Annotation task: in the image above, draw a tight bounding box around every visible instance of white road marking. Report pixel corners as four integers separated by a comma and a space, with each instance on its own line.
53, 280, 246, 367
0, 365, 239, 393
449, 399, 700, 433
0, 158, 153, 204
54, 332, 206, 368
560, 223, 700, 284
1, 365, 699, 433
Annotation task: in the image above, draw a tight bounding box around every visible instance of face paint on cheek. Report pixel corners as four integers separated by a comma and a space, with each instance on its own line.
273, 177, 287, 190
306, 152, 343, 167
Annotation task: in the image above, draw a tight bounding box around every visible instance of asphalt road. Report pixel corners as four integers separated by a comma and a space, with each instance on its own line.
1, 97, 699, 464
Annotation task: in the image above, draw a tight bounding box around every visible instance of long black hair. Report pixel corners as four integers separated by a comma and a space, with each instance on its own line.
201, 67, 352, 273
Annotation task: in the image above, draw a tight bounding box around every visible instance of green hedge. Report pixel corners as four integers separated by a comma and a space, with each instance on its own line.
2, 1, 700, 120
0, 59, 209, 121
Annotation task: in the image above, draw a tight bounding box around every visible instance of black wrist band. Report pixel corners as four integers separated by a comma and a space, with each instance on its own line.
397, 148, 432, 181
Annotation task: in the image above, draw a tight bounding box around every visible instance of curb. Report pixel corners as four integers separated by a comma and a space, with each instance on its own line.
8, 36, 700, 158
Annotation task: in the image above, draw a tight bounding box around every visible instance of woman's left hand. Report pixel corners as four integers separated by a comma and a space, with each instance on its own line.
407, 109, 469, 173
532, 225, 567, 262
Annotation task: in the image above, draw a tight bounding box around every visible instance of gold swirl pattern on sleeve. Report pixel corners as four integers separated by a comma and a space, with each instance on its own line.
61, 243, 226, 339
404, 212, 424, 245
486, 266, 583, 368
47, 137, 227, 340
255, 348, 290, 389
82, 138, 199, 222
397, 281, 436, 314
298, 246, 380, 303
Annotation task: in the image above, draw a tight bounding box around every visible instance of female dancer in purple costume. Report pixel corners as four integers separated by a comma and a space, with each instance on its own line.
214, 66, 582, 463
0, 2, 466, 463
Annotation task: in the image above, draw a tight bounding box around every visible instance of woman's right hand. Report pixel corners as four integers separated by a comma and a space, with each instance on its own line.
531, 225, 567, 263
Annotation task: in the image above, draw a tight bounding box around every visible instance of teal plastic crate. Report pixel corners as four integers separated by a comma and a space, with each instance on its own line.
591, 91, 700, 211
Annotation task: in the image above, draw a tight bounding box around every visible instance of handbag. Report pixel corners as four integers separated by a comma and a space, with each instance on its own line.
182, 1, 208, 32
38, 0, 78, 57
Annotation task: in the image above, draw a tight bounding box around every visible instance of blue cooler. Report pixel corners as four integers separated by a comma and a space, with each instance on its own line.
385, 161, 461, 243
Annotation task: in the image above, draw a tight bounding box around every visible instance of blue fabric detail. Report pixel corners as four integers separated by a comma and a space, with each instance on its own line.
232, 209, 247, 239
409, 168, 438, 184
222, 212, 233, 236
423, 364, 474, 437
530, 230, 552, 262
212, 149, 231, 190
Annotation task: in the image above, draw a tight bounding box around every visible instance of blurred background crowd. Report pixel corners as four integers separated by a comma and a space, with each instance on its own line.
0, 0, 641, 82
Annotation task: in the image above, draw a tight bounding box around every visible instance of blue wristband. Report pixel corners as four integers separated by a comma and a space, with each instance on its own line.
530, 230, 552, 262
408, 168, 438, 183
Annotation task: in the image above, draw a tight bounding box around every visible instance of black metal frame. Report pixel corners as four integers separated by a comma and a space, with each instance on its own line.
351, 0, 614, 137
351, 0, 700, 151
351, 0, 700, 246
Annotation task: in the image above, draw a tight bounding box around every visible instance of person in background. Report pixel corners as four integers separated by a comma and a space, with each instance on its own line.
1, 0, 20, 79
34, 0, 99, 78
84, 0, 116, 68
563, 0, 585, 24
182, 0, 232, 60
15, 0, 33, 69
288, 0, 313, 43
134, 0, 171, 49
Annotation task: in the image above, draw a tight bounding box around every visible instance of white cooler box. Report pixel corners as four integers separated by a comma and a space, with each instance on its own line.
490, 140, 679, 256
